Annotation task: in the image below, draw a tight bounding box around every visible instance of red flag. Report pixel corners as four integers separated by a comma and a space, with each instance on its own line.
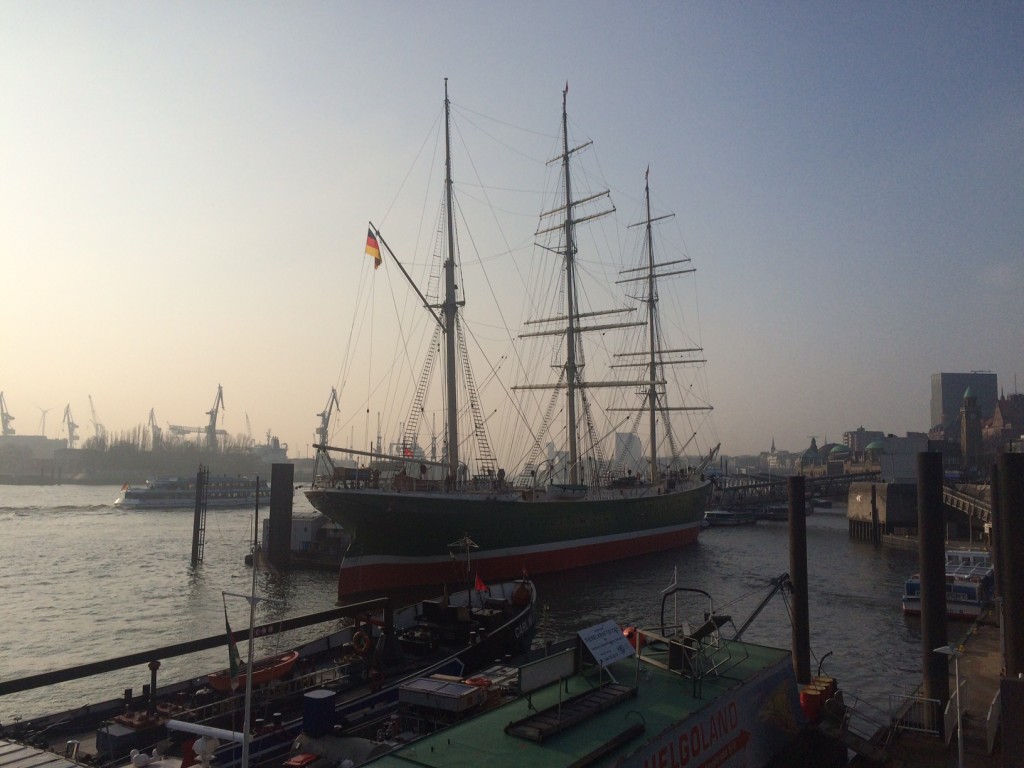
365, 228, 381, 270
474, 573, 487, 592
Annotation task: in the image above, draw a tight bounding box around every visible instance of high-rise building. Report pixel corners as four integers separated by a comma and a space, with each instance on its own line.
930, 372, 997, 430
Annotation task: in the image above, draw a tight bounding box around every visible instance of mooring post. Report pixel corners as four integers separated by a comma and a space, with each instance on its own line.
268, 463, 294, 568
788, 475, 810, 685
918, 452, 949, 710
870, 483, 879, 544
998, 452, 1024, 677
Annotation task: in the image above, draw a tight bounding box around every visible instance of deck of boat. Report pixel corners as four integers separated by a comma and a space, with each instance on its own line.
372, 640, 796, 768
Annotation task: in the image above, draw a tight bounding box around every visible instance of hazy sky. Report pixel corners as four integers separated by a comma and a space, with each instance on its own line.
2, 2, 1021, 460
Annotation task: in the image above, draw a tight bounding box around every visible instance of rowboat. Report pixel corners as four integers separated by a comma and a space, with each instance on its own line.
206, 650, 299, 692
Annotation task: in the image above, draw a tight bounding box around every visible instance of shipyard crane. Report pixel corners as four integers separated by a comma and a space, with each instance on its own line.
205, 384, 225, 450
148, 408, 162, 447
168, 385, 227, 449
0, 392, 14, 435
62, 404, 79, 449
316, 387, 340, 448
88, 395, 107, 442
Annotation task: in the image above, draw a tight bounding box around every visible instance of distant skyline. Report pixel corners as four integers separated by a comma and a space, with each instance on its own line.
2, 2, 1021, 459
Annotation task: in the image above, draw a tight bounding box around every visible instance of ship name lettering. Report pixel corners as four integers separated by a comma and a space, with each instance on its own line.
641, 700, 739, 767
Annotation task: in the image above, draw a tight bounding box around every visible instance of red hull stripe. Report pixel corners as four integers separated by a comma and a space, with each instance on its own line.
337, 523, 701, 597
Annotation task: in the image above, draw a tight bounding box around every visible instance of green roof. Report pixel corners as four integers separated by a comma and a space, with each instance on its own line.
372, 639, 800, 768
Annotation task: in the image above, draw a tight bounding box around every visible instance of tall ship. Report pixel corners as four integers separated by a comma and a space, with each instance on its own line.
306, 83, 717, 597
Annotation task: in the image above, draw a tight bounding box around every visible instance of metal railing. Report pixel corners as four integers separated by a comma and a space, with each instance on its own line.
890, 692, 941, 736
942, 678, 967, 746
986, 688, 1002, 755
837, 692, 896, 747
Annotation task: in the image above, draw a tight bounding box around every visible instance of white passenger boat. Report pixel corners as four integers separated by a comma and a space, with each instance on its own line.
901, 549, 994, 620
114, 475, 270, 509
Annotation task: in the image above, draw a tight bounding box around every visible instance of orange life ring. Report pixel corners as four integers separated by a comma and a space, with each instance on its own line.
352, 631, 371, 655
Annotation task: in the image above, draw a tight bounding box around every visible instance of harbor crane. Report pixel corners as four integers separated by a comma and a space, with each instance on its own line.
167, 385, 227, 450
205, 384, 224, 450
62, 405, 79, 449
316, 387, 340, 448
148, 408, 162, 447
0, 392, 14, 435
88, 395, 106, 442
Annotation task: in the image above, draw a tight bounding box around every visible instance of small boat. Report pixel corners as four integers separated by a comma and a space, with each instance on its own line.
206, 650, 299, 692
901, 549, 994, 620
703, 509, 758, 526
114, 475, 270, 509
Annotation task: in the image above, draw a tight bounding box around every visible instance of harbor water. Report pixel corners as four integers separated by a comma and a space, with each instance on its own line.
0, 484, 927, 724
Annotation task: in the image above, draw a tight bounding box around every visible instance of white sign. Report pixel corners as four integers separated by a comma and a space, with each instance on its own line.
577, 619, 635, 667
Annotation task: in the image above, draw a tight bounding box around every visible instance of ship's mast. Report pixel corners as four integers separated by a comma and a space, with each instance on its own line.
442, 78, 460, 484
615, 171, 715, 480
643, 171, 659, 482
559, 85, 581, 485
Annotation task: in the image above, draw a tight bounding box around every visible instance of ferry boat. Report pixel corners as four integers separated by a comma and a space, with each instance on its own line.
901, 549, 994, 620
114, 475, 269, 509
306, 83, 718, 598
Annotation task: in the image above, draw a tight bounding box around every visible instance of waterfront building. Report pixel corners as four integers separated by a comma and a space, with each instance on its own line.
843, 426, 884, 459
984, 392, 1024, 452
930, 371, 997, 433
864, 432, 930, 482
960, 386, 983, 471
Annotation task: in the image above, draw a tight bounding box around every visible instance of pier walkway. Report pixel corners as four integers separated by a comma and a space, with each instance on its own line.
711, 471, 879, 507
874, 617, 1005, 767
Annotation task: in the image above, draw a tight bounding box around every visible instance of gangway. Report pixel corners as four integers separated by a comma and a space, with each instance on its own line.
943, 486, 992, 526
712, 471, 880, 507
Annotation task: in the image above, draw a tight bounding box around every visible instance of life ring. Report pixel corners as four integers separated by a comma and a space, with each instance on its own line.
352, 631, 371, 655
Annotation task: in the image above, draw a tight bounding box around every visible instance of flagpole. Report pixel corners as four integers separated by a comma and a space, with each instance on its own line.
240, 476, 259, 768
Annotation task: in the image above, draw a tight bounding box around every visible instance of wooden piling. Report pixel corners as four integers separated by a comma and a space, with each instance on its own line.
998, 452, 1024, 677
268, 462, 294, 568
917, 452, 948, 707
789, 475, 810, 685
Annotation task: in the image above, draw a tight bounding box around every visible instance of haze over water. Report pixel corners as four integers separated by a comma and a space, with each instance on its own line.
1, 485, 929, 723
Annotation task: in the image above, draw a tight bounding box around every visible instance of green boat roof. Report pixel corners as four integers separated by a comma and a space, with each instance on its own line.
371, 637, 801, 768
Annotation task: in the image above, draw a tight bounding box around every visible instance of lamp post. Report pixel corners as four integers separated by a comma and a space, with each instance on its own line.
934, 645, 964, 768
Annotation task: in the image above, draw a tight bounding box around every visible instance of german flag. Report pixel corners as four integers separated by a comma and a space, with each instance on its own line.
365, 228, 381, 270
